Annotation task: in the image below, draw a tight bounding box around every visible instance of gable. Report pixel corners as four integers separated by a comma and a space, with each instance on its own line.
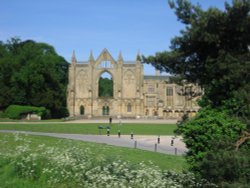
95, 48, 117, 68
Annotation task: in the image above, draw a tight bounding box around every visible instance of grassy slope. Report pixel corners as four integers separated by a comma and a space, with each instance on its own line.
0, 123, 176, 135
0, 133, 187, 188
0, 132, 187, 187
0, 133, 186, 171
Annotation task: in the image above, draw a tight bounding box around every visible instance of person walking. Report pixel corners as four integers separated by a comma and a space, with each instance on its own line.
109, 117, 112, 124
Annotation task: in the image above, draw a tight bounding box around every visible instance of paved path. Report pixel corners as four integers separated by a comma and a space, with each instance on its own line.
0, 130, 187, 156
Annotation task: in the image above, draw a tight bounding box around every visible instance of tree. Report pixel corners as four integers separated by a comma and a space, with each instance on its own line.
0, 38, 69, 118
98, 77, 113, 97
143, 0, 250, 185
143, 0, 250, 127
178, 107, 246, 168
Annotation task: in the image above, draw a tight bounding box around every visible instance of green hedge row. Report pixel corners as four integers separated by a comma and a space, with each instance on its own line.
4, 105, 48, 119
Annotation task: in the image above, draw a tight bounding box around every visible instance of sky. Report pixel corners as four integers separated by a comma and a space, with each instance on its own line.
1, 0, 227, 75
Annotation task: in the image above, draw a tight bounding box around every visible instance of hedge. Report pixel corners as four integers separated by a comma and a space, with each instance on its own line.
4, 105, 48, 119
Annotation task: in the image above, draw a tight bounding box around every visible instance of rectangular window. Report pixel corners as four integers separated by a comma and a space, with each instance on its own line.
166, 87, 173, 96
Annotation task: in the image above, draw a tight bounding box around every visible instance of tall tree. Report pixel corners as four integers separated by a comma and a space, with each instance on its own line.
0, 38, 69, 118
143, 1, 250, 185
143, 0, 250, 126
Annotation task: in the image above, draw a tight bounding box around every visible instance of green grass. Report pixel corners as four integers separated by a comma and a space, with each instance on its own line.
0, 132, 187, 187
0, 123, 176, 135
0, 118, 64, 122
0, 132, 186, 171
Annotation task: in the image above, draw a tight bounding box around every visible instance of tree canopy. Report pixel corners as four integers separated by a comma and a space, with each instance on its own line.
0, 38, 69, 118
143, 0, 250, 185
143, 0, 250, 127
98, 77, 113, 98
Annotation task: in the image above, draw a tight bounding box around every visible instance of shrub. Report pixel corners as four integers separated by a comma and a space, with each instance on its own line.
177, 107, 249, 185
4, 105, 48, 119
0, 111, 7, 118
199, 148, 250, 186
177, 107, 247, 170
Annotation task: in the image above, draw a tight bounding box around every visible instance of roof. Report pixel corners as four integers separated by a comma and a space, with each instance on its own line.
144, 75, 170, 81
124, 61, 136, 64
77, 61, 88, 64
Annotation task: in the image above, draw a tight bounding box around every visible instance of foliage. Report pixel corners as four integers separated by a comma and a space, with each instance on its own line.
199, 146, 250, 186
178, 108, 246, 167
0, 38, 69, 118
177, 107, 249, 185
0, 111, 6, 118
143, 0, 250, 127
98, 77, 113, 97
4, 105, 48, 119
0, 133, 216, 187
142, 0, 250, 185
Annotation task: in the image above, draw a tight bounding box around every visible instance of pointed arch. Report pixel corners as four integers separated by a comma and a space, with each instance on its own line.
80, 105, 85, 115
98, 71, 113, 98
127, 103, 132, 112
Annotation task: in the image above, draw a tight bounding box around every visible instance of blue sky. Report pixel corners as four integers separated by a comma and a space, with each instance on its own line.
1, 0, 226, 74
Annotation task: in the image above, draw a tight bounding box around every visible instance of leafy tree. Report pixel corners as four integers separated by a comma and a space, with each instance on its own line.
178, 107, 246, 168
98, 77, 113, 97
143, 0, 250, 184
200, 146, 250, 186
143, 0, 250, 127
0, 38, 69, 118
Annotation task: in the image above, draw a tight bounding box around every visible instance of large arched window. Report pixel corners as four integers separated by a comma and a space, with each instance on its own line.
80, 105, 84, 115
99, 72, 113, 98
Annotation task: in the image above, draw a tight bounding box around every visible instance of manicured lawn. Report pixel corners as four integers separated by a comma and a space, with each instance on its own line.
0, 123, 176, 135
0, 118, 64, 122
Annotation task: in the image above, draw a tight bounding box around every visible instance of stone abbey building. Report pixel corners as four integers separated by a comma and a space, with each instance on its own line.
67, 49, 201, 119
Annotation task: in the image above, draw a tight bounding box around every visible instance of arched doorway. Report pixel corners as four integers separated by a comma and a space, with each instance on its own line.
80, 105, 85, 115
102, 106, 110, 116
98, 72, 113, 98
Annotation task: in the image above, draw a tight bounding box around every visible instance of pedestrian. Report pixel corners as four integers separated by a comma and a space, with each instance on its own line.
118, 130, 121, 138
157, 135, 160, 144
107, 127, 110, 136
171, 138, 174, 146
109, 116, 112, 124
131, 132, 134, 139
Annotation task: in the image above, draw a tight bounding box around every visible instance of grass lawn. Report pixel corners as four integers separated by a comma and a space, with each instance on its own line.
0, 118, 64, 122
0, 132, 187, 187
0, 123, 177, 135
0, 133, 186, 171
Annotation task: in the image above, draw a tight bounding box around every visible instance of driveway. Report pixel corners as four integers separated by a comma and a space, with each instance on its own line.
0, 130, 187, 155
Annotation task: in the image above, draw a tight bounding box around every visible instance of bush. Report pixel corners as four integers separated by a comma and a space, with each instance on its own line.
4, 105, 49, 119
199, 141, 250, 185
177, 107, 249, 185
0, 111, 7, 118
177, 107, 247, 171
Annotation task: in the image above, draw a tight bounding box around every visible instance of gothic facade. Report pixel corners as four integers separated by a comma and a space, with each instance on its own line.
67, 49, 201, 119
